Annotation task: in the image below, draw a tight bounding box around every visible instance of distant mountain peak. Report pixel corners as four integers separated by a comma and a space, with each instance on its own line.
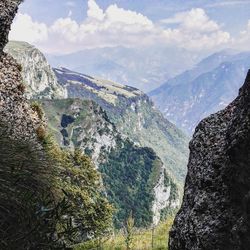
149, 49, 250, 135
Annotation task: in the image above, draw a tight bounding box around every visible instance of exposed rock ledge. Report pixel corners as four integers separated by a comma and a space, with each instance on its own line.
169, 70, 250, 250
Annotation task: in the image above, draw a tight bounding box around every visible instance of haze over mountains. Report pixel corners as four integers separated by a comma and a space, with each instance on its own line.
47, 46, 203, 92
149, 49, 250, 134
46, 43, 250, 137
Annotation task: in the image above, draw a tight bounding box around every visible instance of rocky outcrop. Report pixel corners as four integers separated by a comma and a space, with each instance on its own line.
169, 70, 250, 250
0, 0, 21, 52
0, 0, 42, 140
5, 41, 67, 99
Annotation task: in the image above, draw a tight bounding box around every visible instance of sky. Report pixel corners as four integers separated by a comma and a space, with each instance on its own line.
9, 0, 250, 55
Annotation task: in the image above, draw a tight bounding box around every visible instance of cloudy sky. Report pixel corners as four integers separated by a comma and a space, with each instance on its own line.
9, 0, 250, 54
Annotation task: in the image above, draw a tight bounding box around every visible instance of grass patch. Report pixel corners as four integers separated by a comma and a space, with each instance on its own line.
73, 217, 173, 250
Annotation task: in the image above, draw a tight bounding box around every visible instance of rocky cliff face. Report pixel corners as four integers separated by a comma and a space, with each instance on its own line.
54, 67, 189, 183
0, 0, 21, 52
5, 41, 67, 99
40, 98, 179, 227
0, 1, 41, 140
169, 71, 250, 250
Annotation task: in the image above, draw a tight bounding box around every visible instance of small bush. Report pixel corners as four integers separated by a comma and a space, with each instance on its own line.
36, 125, 47, 141
31, 102, 44, 120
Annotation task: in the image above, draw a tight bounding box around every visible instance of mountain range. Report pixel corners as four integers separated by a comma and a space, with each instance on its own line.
149, 50, 250, 134
6, 40, 189, 227
4, 41, 66, 99
47, 46, 203, 92
54, 67, 189, 183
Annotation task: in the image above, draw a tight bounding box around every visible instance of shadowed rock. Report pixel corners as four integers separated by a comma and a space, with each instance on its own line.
169, 70, 250, 250
0, 0, 43, 140
0, 0, 23, 52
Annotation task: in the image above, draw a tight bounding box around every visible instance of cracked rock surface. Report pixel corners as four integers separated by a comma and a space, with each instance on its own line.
169, 70, 250, 250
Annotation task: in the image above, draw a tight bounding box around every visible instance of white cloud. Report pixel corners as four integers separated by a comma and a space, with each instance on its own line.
87, 0, 105, 21
160, 8, 230, 50
161, 8, 219, 32
232, 20, 250, 50
9, 13, 48, 44
105, 4, 153, 27
9, 1, 232, 54
68, 10, 73, 17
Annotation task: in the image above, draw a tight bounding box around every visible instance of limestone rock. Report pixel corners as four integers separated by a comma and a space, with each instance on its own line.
0, 0, 21, 52
169, 70, 250, 250
5, 41, 67, 99
0, 0, 42, 140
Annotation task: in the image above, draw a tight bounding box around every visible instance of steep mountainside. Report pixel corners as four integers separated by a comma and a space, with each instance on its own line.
149, 50, 250, 135
54, 68, 189, 183
5, 41, 67, 99
169, 71, 250, 250
48, 46, 203, 92
39, 99, 180, 227
4, 40, 187, 228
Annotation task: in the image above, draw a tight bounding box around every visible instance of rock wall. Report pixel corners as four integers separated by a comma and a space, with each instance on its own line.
169, 70, 250, 250
0, 0, 21, 52
0, 0, 42, 140
5, 41, 67, 99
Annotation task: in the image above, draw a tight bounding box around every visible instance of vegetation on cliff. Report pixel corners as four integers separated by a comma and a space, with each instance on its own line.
39, 99, 177, 228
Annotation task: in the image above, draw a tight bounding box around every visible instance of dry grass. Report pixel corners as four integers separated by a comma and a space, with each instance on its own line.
74, 217, 174, 250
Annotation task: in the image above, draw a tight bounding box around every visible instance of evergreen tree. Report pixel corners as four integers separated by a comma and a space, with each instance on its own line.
43, 137, 114, 246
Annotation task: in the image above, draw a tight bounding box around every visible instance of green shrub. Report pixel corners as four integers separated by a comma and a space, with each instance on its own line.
0, 122, 60, 249
0, 121, 114, 249
43, 137, 114, 246
31, 101, 45, 120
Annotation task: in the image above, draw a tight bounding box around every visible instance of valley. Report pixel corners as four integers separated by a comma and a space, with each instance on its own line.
1, 1, 250, 248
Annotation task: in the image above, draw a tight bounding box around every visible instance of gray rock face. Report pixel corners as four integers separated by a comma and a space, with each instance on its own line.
169, 70, 250, 250
0, 0, 42, 140
0, 0, 21, 52
5, 41, 67, 99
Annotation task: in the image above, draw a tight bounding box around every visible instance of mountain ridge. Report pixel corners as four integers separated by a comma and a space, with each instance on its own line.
47, 46, 203, 92
39, 98, 180, 227
149, 50, 250, 134
4, 41, 67, 99
54, 67, 189, 183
